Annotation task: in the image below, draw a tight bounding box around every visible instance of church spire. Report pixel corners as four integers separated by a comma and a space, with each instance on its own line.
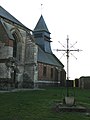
34, 15, 50, 33
33, 15, 52, 53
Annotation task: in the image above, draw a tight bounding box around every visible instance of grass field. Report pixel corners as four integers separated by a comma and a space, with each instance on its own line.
0, 87, 90, 120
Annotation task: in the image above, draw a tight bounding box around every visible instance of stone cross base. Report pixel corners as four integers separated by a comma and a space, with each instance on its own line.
65, 97, 75, 106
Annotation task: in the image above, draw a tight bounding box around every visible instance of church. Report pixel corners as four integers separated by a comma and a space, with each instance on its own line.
0, 6, 66, 90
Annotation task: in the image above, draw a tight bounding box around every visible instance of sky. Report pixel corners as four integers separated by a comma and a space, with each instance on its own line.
0, 0, 90, 80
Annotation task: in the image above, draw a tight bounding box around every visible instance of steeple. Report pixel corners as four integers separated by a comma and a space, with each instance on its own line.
33, 15, 52, 53
34, 15, 50, 33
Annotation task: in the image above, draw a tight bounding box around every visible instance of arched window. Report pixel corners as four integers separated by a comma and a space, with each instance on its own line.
12, 30, 22, 61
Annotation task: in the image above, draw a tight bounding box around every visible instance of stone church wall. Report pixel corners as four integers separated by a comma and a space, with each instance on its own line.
23, 33, 38, 88
0, 18, 38, 89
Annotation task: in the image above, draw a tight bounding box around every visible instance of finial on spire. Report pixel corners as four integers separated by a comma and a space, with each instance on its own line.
67, 35, 69, 40
41, 3, 43, 15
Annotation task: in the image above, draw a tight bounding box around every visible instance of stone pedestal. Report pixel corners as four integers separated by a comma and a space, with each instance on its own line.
65, 97, 75, 106
53, 97, 87, 113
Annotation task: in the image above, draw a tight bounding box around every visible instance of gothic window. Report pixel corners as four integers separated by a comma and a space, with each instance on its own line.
12, 31, 22, 61
43, 66, 47, 76
13, 33, 17, 58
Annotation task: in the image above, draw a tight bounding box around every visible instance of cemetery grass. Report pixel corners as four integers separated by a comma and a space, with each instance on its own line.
0, 88, 90, 120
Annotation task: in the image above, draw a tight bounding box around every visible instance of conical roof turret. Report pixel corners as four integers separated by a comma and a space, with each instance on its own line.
34, 15, 50, 33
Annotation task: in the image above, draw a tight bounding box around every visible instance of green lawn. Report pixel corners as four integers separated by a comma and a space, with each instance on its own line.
0, 87, 90, 120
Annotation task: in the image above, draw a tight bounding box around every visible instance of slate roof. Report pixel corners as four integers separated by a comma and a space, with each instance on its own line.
0, 6, 29, 29
38, 47, 64, 68
34, 15, 64, 68
34, 15, 50, 33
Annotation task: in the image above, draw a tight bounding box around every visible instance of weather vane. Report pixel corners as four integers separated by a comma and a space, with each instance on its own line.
56, 35, 82, 96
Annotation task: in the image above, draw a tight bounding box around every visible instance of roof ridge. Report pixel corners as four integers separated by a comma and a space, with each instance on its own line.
0, 6, 29, 30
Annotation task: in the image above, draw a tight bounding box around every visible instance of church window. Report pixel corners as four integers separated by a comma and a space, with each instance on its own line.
51, 68, 53, 78
12, 32, 22, 61
43, 66, 47, 76
13, 33, 17, 58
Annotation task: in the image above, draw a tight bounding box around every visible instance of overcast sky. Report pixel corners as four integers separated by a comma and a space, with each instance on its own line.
0, 0, 90, 80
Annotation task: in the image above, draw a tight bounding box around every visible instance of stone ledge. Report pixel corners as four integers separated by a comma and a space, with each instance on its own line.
58, 106, 87, 112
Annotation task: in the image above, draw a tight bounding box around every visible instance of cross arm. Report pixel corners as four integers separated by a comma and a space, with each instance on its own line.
70, 49, 82, 52
56, 49, 66, 51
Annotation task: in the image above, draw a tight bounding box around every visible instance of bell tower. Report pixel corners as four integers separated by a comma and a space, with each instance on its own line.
33, 15, 52, 53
